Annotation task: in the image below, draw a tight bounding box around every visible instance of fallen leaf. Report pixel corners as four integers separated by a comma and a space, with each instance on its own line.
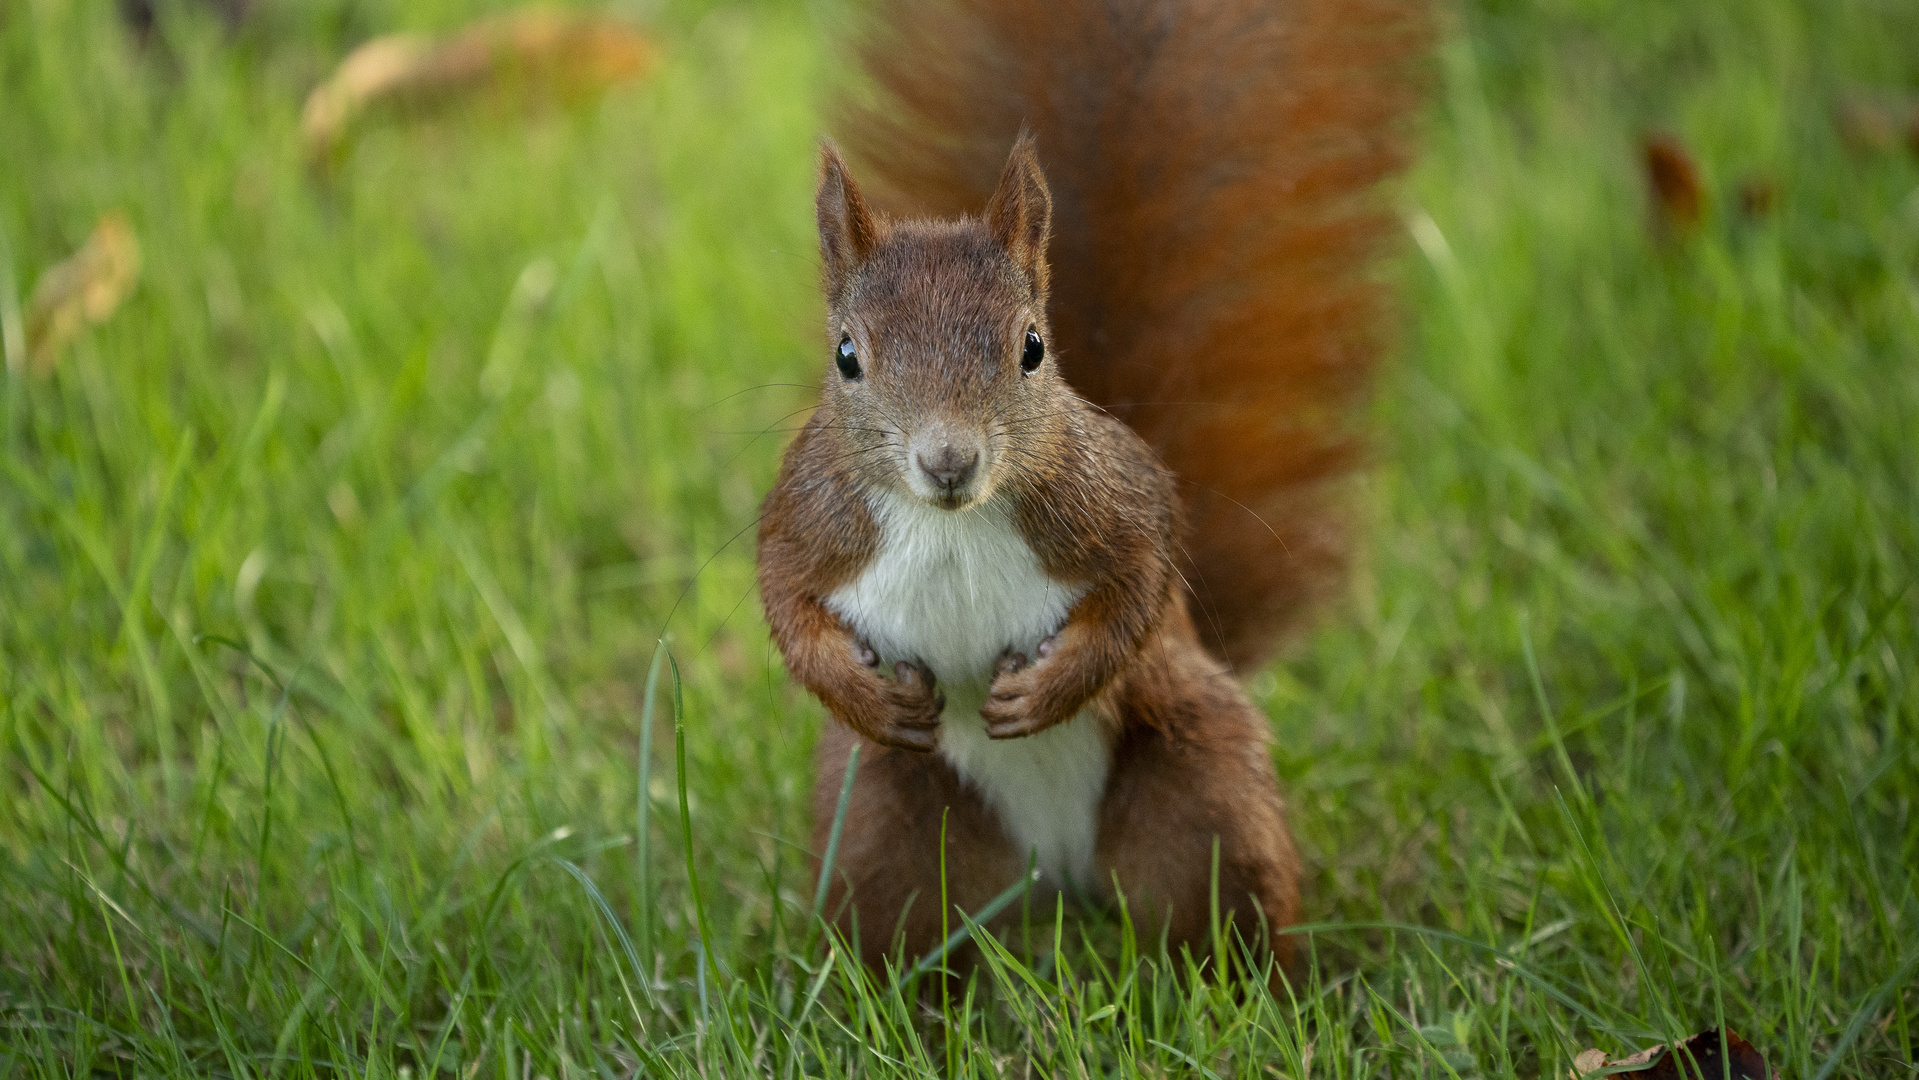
1570, 1028, 1771, 1080
1642, 134, 1705, 239
1735, 175, 1778, 219
1835, 91, 1919, 155
22, 213, 141, 376
301, 6, 657, 164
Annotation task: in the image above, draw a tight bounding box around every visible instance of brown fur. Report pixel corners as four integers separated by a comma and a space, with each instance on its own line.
759, 0, 1425, 979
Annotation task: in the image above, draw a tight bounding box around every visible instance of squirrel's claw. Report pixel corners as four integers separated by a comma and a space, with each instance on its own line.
984, 639, 1076, 737
981, 664, 1069, 739
982, 707, 1046, 739
868, 722, 940, 753
855, 659, 943, 752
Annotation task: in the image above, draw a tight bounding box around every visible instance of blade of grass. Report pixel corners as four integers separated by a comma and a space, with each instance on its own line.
907, 864, 1040, 980
637, 638, 667, 966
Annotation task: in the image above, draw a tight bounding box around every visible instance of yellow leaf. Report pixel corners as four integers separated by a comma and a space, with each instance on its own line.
1570, 1048, 1608, 1078
301, 6, 658, 164
22, 213, 141, 377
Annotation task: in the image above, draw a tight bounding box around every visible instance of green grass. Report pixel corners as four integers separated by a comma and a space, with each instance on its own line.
2, 0, 1916, 1075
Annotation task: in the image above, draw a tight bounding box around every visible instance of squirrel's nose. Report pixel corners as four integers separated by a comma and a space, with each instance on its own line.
916, 445, 980, 491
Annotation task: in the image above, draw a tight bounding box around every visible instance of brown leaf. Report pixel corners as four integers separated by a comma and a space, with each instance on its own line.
1835, 91, 1919, 156
22, 213, 141, 376
1735, 175, 1778, 219
301, 5, 658, 164
1570, 1028, 1771, 1080
1642, 134, 1705, 239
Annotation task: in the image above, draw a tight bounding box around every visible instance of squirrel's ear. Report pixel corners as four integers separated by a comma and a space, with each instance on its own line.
817, 141, 880, 299
985, 132, 1052, 297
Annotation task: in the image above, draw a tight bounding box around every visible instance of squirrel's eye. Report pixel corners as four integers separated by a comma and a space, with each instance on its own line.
835, 334, 861, 380
1020, 328, 1045, 373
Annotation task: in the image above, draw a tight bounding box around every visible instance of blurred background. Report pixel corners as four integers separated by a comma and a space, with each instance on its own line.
1, 0, 1916, 1076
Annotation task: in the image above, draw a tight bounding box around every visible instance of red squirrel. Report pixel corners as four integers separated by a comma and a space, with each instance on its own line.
756, 0, 1424, 973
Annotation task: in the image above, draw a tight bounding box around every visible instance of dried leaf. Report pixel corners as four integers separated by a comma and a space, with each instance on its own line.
1736, 175, 1778, 219
301, 6, 657, 164
1570, 1028, 1771, 1080
22, 213, 141, 376
1642, 134, 1705, 239
1835, 91, 1919, 155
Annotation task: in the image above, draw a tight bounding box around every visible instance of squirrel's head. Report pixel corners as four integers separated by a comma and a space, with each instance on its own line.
812, 135, 1059, 512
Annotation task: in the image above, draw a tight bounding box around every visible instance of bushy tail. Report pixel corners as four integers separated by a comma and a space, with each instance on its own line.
838, 0, 1427, 669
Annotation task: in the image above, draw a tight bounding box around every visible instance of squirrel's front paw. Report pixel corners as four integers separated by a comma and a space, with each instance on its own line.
982, 655, 1071, 739
851, 660, 944, 752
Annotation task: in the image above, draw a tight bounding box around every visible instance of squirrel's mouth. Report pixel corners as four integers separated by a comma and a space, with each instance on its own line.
908, 472, 991, 511
903, 465, 985, 510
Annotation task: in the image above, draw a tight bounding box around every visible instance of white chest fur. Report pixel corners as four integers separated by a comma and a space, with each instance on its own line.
824, 489, 1109, 889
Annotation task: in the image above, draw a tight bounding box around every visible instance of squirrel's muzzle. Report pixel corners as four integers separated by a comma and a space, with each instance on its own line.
907, 424, 987, 506
917, 445, 979, 489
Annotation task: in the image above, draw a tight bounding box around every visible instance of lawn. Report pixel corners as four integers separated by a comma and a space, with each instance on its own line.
2, 0, 1916, 1076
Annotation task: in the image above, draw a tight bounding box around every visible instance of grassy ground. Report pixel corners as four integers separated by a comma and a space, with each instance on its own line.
3, 0, 1917, 1075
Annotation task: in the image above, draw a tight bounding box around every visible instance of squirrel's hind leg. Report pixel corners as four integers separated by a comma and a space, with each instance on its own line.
811, 723, 1026, 974
1093, 665, 1304, 984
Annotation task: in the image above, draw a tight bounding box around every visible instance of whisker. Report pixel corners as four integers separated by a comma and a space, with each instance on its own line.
660, 508, 771, 637
703, 381, 824, 409
713, 404, 825, 475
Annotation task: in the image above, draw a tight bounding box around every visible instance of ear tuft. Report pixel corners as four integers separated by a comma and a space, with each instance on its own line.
985, 131, 1053, 298
817, 141, 880, 301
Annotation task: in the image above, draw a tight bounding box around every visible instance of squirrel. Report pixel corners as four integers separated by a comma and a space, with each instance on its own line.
756, 0, 1424, 975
